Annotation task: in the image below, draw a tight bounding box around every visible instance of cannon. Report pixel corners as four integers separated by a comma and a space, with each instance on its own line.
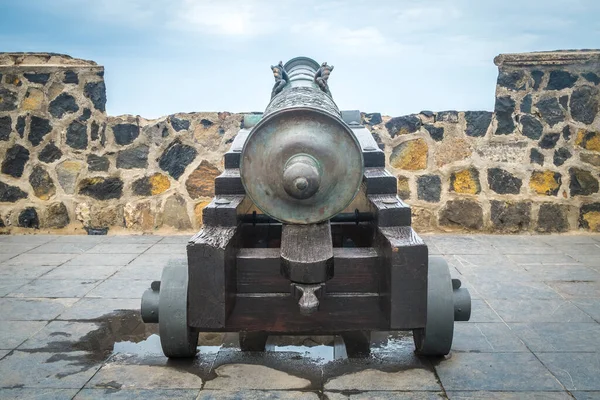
141, 57, 471, 358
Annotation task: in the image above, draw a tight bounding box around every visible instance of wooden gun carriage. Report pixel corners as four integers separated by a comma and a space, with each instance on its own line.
141, 57, 471, 358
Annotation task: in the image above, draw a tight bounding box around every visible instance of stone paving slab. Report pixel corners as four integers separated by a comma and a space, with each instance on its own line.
0, 233, 598, 398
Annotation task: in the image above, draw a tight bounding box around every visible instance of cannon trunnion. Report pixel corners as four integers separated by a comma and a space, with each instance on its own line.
141, 57, 471, 358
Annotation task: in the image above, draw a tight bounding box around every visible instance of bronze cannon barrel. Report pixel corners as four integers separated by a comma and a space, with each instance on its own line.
240, 57, 364, 224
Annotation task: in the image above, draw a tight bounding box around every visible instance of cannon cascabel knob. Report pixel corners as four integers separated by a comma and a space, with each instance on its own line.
282, 154, 322, 200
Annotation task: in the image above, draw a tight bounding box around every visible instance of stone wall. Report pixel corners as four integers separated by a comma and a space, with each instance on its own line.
0, 51, 598, 234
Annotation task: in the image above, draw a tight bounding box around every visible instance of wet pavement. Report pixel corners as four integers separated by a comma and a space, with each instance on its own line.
0, 233, 599, 399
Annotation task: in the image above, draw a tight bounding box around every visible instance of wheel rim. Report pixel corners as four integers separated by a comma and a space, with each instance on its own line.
158, 261, 198, 357
414, 256, 455, 356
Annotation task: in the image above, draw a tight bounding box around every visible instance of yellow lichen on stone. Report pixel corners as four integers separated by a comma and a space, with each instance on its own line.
529, 170, 561, 195
576, 129, 600, 152
22, 88, 44, 111
583, 211, 600, 231
148, 173, 170, 195
451, 169, 480, 194
389, 139, 428, 170
194, 200, 211, 226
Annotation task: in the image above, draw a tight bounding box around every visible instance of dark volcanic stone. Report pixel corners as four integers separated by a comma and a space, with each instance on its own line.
0, 88, 18, 111
18, 208, 39, 229
45, 202, 70, 228
546, 70, 578, 90
28, 116, 52, 146
116, 144, 149, 169
66, 121, 88, 150
487, 168, 522, 194
4, 74, 21, 86
439, 200, 483, 230
494, 96, 515, 134
424, 125, 444, 141
562, 125, 571, 140
559, 95, 569, 109
24, 73, 49, 84
582, 72, 600, 85
535, 97, 565, 126
159, 141, 198, 179
417, 175, 441, 202
0, 115, 11, 140
91, 121, 100, 141
363, 113, 382, 125
49, 93, 79, 119
491, 200, 531, 232
84, 81, 107, 112
437, 111, 459, 123
79, 177, 123, 200
170, 116, 190, 132
16, 116, 25, 138
38, 142, 62, 163
385, 115, 421, 137
464, 111, 492, 137
112, 123, 139, 145
132, 176, 152, 196
553, 147, 572, 167
200, 119, 214, 128
539, 133, 560, 149
520, 115, 543, 140
1, 144, 29, 177
530, 148, 544, 165
79, 108, 92, 121
497, 70, 526, 90
29, 165, 55, 200
570, 85, 599, 124
520, 94, 532, 113
63, 70, 79, 84
0, 181, 27, 202
531, 70, 544, 90
537, 203, 569, 233
569, 168, 599, 196
87, 154, 109, 172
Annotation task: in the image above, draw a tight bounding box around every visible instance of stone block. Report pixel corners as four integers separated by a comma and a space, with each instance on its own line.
477, 141, 527, 163
389, 138, 428, 170
580, 152, 600, 166
529, 170, 561, 196
1, 144, 30, 177
21, 87, 44, 111
28, 116, 52, 146
0, 87, 18, 111
0, 181, 27, 202
575, 129, 600, 152
18, 207, 39, 229
397, 175, 410, 199
437, 110, 459, 123
569, 167, 599, 196
497, 70, 527, 90
49, 93, 79, 119
439, 200, 483, 230
363, 112, 382, 125
38, 142, 63, 163
87, 154, 109, 171
84, 80, 106, 111
539, 132, 560, 149
29, 165, 56, 200
0, 116, 12, 141
132, 173, 170, 196
579, 202, 600, 231
553, 147, 571, 166
63, 70, 78, 84
424, 124, 444, 141
537, 203, 570, 233
520, 94, 532, 113
546, 70, 578, 90
490, 200, 531, 232
45, 202, 70, 229
112, 123, 139, 145
65, 120, 88, 149
435, 138, 472, 167
161, 194, 191, 230
520, 115, 543, 140
570, 85, 599, 124
116, 144, 149, 169
535, 97, 565, 126
450, 168, 480, 195
494, 96, 515, 134
78, 177, 124, 200
530, 148, 544, 165
56, 160, 83, 194
385, 114, 421, 137
170, 116, 190, 131
15, 115, 25, 137
464, 111, 492, 137
186, 160, 221, 198
487, 168, 522, 194
159, 140, 198, 179
582, 71, 600, 85
417, 175, 441, 202
24, 72, 49, 84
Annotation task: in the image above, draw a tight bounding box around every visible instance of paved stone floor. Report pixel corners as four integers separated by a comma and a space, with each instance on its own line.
0, 234, 599, 399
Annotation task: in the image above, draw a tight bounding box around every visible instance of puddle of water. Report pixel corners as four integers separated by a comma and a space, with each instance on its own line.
269, 344, 335, 365
113, 334, 222, 358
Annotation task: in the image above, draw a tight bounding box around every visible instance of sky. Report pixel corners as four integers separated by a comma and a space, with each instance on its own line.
1, 0, 599, 119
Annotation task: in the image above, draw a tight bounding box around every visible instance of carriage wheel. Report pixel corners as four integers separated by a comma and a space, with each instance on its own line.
413, 256, 455, 356
158, 262, 199, 358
